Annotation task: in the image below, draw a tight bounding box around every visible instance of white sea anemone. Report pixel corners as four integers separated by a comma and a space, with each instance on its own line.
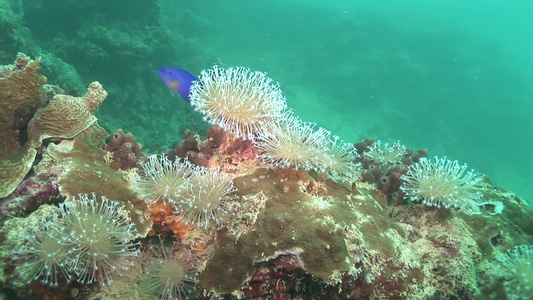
500, 245, 533, 300
61, 194, 139, 284
321, 134, 361, 182
177, 167, 238, 229
189, 66, 288, 139
17, 194, 139, 286
364, 140, 407, 165
15, 212, 71, 286
134, 155, 195, 204
253, 115, 330, 172
141, 238, 197, 300
401, 157, 482, 213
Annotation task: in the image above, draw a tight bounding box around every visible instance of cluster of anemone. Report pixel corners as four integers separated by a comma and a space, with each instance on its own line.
253, 114, 360, 181
134, 155, 238, 229
400, 156, 483, 213
189, 66, 360, 181
16, 194, 139, 286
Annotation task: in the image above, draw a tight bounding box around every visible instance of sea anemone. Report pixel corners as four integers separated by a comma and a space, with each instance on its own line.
16, 212, 71, 286
253, 115, 330, 172
141, 238, 197, 300
134, 155, 195, 204
189, 66, 288, 139
321, 134, 361, 182
500, 245, 533, 300
364, 140, 407, 165
177, 167, 238, 229
400, 156, 482, 213
61, 194, 139, 284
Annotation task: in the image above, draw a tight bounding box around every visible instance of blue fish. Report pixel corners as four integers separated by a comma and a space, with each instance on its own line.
157, 67, 197, 102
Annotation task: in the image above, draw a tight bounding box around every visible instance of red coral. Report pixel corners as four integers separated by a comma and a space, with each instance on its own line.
102, 129, 146, 170
172, 125, 257, 168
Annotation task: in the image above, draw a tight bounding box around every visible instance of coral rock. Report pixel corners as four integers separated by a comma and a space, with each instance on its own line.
0, 53, 46, 137
0, 53, 46, 198
28, 81, 108, 148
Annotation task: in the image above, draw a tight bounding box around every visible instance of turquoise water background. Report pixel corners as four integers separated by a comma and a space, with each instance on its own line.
9, 1, 532, 207
160, 1, 533, 207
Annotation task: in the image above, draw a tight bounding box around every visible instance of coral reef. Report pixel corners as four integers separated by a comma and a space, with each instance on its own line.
1, 55, 532, 300
0, 0, 27, 63
355, 138, 428, 205
16, 0, 215, 151
27, 81, 107, 147
172, 125, 260, 171
45, 130, 152, 237
0, 151, 62, 222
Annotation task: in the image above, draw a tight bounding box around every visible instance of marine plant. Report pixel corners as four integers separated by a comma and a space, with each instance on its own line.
400, 156, 482, 212
189, 66, 288, 139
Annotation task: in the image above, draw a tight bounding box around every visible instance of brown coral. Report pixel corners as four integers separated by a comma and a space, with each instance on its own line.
0, 54, 108, 198
0, 146, 37, 198
28, 81, 108, 148
0, 53, 46, 140
0, 54, 46, 198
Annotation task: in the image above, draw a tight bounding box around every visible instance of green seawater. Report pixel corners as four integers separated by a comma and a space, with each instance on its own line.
160, 0, 533, 207
10, 0, 532, 208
